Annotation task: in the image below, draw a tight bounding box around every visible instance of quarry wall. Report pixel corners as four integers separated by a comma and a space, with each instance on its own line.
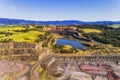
0, 42, 42, 60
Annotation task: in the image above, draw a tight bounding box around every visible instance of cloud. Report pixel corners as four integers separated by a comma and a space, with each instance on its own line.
10, 6, 16, 10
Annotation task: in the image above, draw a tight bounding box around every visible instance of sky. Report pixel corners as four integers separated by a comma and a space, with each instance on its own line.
0, 0, 120, 21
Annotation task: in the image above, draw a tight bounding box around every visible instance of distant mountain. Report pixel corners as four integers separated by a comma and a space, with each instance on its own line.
0, 18, 120, 25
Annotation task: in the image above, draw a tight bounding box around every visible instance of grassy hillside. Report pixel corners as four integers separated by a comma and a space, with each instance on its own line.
0, 26, 45, 42
0, 26, 25, 31
82, 28, 102, 33
111, 24, 120, 28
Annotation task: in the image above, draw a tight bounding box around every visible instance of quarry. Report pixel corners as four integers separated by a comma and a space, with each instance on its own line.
42, 54, 120, 80
0, 25, 120, 80
0, 42, 120, 80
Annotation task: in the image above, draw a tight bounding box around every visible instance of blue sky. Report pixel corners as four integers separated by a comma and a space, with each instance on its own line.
0, 0, 120, 21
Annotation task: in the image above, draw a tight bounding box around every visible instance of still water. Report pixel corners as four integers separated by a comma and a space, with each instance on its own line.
56, 38, 85, 49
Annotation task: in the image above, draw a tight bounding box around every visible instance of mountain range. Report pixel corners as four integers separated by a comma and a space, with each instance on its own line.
0, 18, 120, 25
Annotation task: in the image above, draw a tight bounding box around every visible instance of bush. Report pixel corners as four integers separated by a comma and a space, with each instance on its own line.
0, 39, 13, 42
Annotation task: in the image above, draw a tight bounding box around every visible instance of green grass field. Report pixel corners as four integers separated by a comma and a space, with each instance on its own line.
0, 26, 45, 42
82, 28, 102, 33
111, 24, 120, 28
0, 26, 25, 31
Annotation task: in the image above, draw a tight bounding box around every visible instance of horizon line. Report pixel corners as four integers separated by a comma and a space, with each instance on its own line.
0, 17, 120, 22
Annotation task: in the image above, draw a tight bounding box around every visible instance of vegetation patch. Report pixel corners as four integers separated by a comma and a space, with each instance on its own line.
38, 65, 54, 80
0, 26, 25, 32
0, 26, 45, 42
111, 24, 120, 28
63, 45, 72, 50
82, 28, 102, 33
52, 44, 77, 53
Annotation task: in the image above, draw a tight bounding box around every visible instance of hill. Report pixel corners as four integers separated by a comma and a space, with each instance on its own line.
0, 18, 120, 25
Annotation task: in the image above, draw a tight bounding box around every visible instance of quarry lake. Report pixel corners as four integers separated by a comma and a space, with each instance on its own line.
56, 38, 85, 49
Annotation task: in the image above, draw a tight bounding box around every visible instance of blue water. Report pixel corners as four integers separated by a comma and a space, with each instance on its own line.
56, 38, 85, 49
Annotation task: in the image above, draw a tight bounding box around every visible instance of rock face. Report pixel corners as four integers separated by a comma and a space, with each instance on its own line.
50, 26, 82, 36
0, 42, 36, 54
0, 42, 43, 54
0, 42, 42, 60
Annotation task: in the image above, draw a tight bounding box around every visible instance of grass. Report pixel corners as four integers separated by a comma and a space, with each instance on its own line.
0, 26, 45, 42
0, 26, 25, 31
3, 31, 45, 42
111, 24, 120, 28
82, 28, 102, 33
63, 45, 72, 50
38, 65, 54, 80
